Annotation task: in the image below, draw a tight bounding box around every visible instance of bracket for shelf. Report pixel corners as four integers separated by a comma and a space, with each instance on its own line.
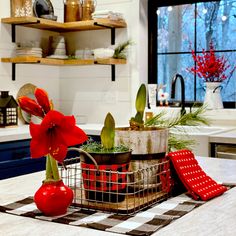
111, 64, 115, 82
94, 22, 116, 81
11, 20, 40, 81
11, 24, 16, 43
93, 22, 116, 45
12, 63, 16, 81
11, 20, 41, 43
11, 24, 16, 81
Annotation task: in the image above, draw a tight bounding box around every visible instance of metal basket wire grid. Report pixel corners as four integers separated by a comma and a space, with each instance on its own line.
60, 154, 171, 215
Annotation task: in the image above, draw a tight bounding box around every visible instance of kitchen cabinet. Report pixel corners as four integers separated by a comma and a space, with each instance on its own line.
0, 134, 100, 180
0, 16, 127, 81
0, 139, 45, 180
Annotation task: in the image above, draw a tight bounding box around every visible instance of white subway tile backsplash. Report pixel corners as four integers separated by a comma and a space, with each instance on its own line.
0, 0, 144, 125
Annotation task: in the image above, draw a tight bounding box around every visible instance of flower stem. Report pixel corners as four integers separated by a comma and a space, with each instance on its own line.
45, 154, 60, 182
49, 155, 60, 181
45, 155, 53, 180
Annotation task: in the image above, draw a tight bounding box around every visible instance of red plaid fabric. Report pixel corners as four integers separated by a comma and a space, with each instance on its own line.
160, 158, 173, 193
167, 150, 227, 201
81, 162, 130, 191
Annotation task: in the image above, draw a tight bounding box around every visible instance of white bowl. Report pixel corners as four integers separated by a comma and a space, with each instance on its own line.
93, 48, 114, 59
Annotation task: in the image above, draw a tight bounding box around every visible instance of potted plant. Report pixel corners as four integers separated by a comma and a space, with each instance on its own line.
115, 84, 210, 189
80, 112, 132, 203
115, 84, 169, 189
17, 87, 87, 216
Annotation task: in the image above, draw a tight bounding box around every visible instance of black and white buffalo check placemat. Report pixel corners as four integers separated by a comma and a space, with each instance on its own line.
0, 192, 208, 236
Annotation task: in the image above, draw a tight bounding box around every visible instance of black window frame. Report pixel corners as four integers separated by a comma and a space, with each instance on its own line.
148, 0, 236, 108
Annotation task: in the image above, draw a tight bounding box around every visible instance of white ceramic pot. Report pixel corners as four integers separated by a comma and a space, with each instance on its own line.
204, 82, 223, 110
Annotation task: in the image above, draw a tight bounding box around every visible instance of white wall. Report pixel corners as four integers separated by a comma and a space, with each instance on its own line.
3, 1, 235, 127
0, 1, 61, 113
59, 0, 148, 125
0, 0, 148, 126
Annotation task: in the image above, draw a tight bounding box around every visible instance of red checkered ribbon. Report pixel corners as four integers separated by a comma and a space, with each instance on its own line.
81, 162, 130, 191
167, 149, 227, 201
160, 158, 173, 193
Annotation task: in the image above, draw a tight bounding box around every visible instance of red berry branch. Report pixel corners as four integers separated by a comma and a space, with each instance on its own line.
188, 42, 235, 82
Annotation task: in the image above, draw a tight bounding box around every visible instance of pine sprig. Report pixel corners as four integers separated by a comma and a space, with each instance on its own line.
145, 105, 210, 128
167, 104, 210, 128
168, 134, 196, 152
145, 110, 167, 127
113, 40, 132, 59
144, 105, 210, 151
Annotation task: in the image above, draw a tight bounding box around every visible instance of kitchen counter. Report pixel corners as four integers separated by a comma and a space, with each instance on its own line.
210, 128, 236, 144
0, 124, 104, 143
1, 124, 235, 143
0, 156, 236, 236
0, 125, 31, 142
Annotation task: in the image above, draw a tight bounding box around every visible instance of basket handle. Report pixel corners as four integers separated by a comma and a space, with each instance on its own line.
67, 147, 99, 169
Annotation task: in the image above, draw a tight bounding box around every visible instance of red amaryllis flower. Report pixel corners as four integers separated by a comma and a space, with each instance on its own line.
30, 110, 88, 162
18, 96, 44, 118
35, 88, 51, 114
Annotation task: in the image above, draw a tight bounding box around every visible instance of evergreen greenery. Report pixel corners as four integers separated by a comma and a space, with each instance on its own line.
145, 104, 211, 151
81, 141, 129, 153
113, 40, 132, 59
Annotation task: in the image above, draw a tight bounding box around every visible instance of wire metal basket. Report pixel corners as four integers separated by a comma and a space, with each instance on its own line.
60, 149, 171, 215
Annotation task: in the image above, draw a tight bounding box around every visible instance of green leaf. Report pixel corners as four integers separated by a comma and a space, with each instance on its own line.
135, 84, 146, 114
101, 113, 115, 150
134, 112, 143, 124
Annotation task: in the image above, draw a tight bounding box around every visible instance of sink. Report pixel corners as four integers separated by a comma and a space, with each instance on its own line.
170, 126, 232, 136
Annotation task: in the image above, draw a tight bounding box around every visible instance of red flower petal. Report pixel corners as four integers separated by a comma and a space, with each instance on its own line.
49, 144, 68, 163
35, 88, 52, 114
18, 96, 44, 118
30, 138, 49, 158
29, 110, 87, 162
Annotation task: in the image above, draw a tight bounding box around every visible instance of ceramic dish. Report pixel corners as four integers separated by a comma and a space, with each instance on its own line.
40, 14, 57, 21
93, 48, 114, 59
46, 55, 68, 59
16, 83, 37, 124
33, 0, 54, 17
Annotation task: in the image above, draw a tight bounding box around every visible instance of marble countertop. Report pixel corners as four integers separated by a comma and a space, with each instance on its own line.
0, 156, 236, 236
1, 124, 236, 144
209, 129, 236, 144
0, 124, 104, 142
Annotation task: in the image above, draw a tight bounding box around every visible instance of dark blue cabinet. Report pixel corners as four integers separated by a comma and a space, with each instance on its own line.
0, 135, 100, 180
0, 139, 46, 180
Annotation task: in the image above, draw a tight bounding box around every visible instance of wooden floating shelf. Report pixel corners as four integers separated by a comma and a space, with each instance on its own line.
1, 17, 127, 32
1, 57, 126, 66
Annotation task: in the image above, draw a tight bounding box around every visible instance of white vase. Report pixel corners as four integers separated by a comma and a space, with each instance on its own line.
204, 82, 223, 110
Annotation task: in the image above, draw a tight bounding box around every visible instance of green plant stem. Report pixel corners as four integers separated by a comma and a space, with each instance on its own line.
45, 155, 53, 180
50, 155, 60, 181
45, 154, 60, 182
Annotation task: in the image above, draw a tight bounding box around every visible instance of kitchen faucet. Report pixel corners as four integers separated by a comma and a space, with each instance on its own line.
171, 73, 186, 115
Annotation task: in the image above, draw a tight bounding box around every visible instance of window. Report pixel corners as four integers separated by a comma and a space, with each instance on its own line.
148, 0, 236, 108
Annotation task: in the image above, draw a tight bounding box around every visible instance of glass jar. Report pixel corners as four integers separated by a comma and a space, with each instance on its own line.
64, 0, 82, 22
10, 0, 32, 17
81, 0, 96, 21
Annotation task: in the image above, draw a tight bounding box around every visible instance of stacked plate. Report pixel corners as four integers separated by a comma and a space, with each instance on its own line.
15, 47, 43, 58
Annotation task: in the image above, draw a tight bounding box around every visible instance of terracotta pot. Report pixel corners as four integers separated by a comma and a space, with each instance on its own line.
80, 150, 132, 202
34, 180, 73, 216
